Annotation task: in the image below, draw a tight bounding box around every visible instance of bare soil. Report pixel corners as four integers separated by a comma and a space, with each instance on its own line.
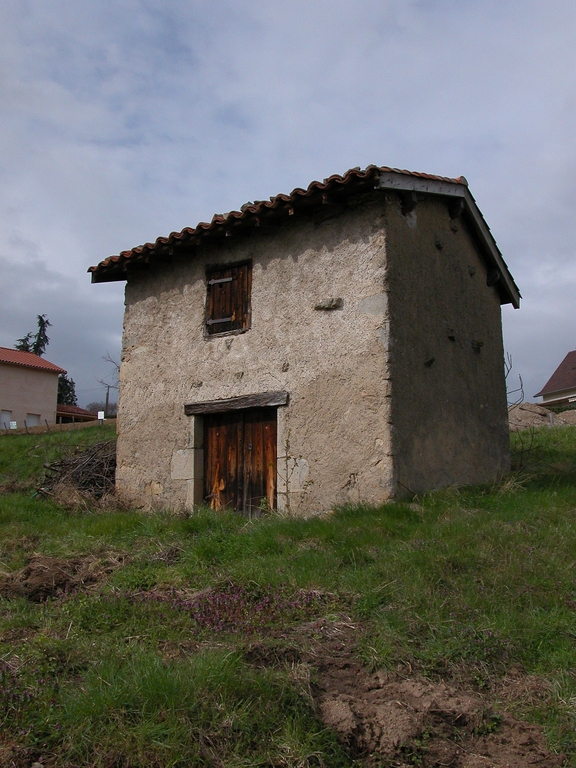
508, 403, 576, 431
247, 618, 565, 767
316, 660, 562, 766
0, 553, 124, 602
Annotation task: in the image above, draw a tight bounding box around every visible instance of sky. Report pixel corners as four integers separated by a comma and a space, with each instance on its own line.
1, 0, 575, 407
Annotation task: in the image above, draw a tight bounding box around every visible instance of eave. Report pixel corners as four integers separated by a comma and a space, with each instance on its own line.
89, 165, 520, 308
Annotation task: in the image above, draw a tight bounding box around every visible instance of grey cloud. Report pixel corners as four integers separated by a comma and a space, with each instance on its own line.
0, 254, 123, 406
1, 0, 575, 405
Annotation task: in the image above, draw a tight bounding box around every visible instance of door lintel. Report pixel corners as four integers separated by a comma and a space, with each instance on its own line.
185, 390, 289, 416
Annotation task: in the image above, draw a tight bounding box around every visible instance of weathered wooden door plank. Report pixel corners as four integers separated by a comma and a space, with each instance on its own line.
203, 407, 277, 515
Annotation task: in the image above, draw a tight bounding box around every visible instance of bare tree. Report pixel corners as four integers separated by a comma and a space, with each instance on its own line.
505, 352, 524, 407
95, 352, 120, 418
86, 401, 118, 417
103, 352, 120, 383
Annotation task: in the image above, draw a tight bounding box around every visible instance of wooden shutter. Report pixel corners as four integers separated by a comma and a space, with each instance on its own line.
206, 262, 252, 335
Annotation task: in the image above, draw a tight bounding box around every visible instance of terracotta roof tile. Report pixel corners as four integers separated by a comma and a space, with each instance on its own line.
89, 165, 467, 278
56, 404, 97, 418
0, 347, 66, 374
534, 350, 576, 396
88, 163, 519, 308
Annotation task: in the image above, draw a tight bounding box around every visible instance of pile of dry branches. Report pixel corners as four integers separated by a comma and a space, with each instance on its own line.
39, 440, 116, 503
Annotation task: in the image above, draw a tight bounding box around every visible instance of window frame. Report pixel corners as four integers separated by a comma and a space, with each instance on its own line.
204, 260, 252, 338
25, 413, 40, 427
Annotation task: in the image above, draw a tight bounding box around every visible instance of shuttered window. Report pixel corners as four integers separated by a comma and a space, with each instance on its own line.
205, 262, 252, 336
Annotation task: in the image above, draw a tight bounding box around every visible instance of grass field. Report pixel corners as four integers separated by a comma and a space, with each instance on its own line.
1, 425, 576, 766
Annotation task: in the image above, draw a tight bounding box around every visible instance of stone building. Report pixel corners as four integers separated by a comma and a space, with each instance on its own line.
90, 166, 520, 515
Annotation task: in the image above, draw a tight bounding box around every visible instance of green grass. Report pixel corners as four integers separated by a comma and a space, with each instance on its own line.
0, 422, 116, 490
1, 426, 576, 765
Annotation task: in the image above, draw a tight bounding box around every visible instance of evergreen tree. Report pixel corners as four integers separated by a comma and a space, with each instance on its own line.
15, 315, 51, 356
16, 317, 77, 406
57, 374, 78, 406
14, 332, 34, 352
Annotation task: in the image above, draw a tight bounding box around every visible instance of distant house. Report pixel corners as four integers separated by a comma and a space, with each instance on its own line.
56, 404, 98, 424
534, 350, 576, 407
0, 347, 65, 429
90, 165, 520, 515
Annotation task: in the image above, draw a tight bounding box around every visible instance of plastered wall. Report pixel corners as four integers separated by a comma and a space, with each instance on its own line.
384, 194, 510, 492
116, 189, 510, 513
117, 197, 394, 513
0, 364, 59, 428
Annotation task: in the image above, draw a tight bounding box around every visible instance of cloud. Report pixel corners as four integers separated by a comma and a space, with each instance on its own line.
0, 252, 124, 401
0, 0, 575, 403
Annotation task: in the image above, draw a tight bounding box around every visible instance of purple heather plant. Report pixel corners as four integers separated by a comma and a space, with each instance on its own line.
128, 583, 327, 633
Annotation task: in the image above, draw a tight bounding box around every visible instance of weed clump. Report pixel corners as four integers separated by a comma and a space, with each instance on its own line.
129, 581, 330, 634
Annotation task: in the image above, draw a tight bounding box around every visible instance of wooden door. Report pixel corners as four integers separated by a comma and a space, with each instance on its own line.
204, 408, 277, 515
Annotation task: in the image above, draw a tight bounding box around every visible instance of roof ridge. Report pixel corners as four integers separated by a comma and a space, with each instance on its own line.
89, 165, 467, 275
88, 164, 519, 309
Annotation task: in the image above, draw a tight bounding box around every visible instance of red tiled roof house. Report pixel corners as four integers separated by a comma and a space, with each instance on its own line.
90, 165, 520, 514
56, 404, 98, 423
534, 351, 576, 407
0, 347, 66, 429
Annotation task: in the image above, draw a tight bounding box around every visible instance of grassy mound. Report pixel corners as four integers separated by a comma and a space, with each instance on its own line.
0, 426, 575, 766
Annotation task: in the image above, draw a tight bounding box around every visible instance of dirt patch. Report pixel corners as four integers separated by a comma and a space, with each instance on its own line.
128, 582, 335, 634
245, 619, 565, 767
316, 666, 563, 767
560, 409, 576, 424
0, 553, 124, 602
508, 402, 574, 431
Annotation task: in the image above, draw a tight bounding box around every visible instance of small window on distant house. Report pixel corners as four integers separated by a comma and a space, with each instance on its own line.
26, 414, 40, 427
205, 262, 252, 336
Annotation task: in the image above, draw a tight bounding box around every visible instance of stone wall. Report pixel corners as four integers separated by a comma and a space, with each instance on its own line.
385, 194, 510, 493
117, 196, 394, 513
116, 189, 510, 513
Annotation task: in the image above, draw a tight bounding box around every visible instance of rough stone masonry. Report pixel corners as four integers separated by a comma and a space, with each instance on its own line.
89, 166, 519, 515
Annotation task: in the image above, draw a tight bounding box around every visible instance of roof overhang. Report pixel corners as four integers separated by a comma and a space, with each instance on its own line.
0, 351, 66, 375
89, 165, 520, 308
535, 393, 576, 406
534, 386, 576, 399
376, 171, 520, 309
